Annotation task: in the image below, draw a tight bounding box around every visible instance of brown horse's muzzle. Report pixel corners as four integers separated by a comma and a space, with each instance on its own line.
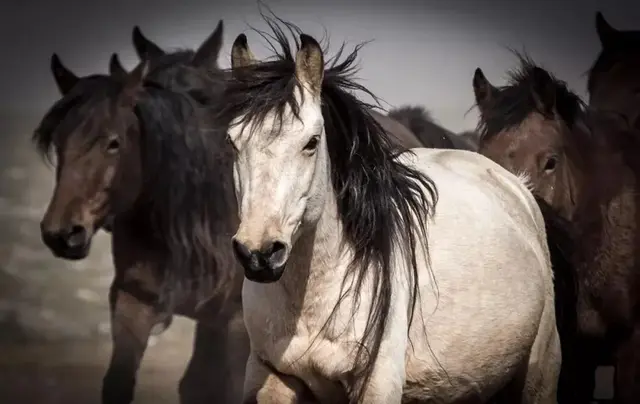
40, 219, 94, 260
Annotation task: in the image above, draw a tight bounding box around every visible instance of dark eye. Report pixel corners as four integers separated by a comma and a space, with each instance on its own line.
106, 138, 120, 153
303, 136, 319, 152
543, 156, 558, 172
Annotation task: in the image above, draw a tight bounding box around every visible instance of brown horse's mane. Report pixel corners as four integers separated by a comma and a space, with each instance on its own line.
476, 52, 587, 144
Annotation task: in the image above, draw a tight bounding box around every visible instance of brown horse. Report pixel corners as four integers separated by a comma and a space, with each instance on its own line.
35, 23, 248, 404
472, 54, 640, 404
588, 12, 640, 129
130, 24, 467, 152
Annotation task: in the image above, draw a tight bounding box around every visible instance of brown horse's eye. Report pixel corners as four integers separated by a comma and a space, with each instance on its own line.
106, 138, 120, 153
544, 156, 557, 172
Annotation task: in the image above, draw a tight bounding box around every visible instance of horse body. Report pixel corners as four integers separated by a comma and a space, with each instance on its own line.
223, 19, 559, 403
240, 146, 559, 403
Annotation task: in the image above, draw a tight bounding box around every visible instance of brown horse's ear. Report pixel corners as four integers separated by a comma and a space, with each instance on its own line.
50, 53, 79, 95
121, 60, 149, 105
295, 34, 324, 97
596, 12, 620, 48
192, 20, 224, 69
472, 68, 496, 114
231, 34, 256, 69
132, 26, 165, 61
109, 53, 128, 80
530, 66, 557, 115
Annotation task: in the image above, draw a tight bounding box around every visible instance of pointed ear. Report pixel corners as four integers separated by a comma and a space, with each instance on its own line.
472, 68, 496, 113
192, 20, 224, 69
295, 34, 324, 97
231, 34, 256, 69
530, 66, 557, 115
132, 26, 165, 60
109, 53, 128, 80
596, 12, 620, 48
50, 53, 79, 95
121, 60, 149, 105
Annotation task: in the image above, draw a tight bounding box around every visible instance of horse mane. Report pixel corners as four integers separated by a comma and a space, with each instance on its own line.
219, 16, 438, 400
388, 105, 456, 148
135, 82, 237, 308
476, 53, 587, 143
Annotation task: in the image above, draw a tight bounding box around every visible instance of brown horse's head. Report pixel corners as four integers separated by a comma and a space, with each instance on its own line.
588, 12, 640, 128
473, 56, 593, 220
35, 55, 148, 259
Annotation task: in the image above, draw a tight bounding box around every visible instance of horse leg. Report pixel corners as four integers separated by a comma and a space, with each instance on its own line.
614, 325, 640, 404
178, 313, 249, 404
101, 283, 159, 404
243, 351, 316, 404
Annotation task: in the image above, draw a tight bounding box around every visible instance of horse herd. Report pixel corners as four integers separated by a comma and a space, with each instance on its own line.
29, 7, 640, 404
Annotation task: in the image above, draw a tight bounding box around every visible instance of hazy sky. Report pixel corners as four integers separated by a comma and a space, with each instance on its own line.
1, 0, 639, 132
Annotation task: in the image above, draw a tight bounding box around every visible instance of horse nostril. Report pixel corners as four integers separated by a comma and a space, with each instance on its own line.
264, 241, 287, 265
65, 225, 87, 248
232, 239, 252, 262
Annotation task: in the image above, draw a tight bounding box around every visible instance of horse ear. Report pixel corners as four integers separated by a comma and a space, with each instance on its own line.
109, 53, 128, 80
472, 68, 495, 113
121, 60, 149, 104
132, 26, 165, 60
530, 66, 557, 114
192, 20, 224, 69
295, 34, 324, 97
50, 53, 79, 95
231, 34, 256, 69
596, 12, 620, 48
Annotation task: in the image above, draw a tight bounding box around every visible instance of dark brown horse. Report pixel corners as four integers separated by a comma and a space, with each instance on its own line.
35, 23, 248, 404
472, 54, 640, 404
130, 24, 468, 152
588, 12, 640, 129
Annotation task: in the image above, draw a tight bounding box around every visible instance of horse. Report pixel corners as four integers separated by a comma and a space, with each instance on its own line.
588, 12, 640, 129
472, 54, 640, 404
34, 33, 247, 404
217, 17, 560, 403
129, 24, 466, 152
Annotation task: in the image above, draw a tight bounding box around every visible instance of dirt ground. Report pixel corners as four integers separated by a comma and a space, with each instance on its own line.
0, 332, 193, 404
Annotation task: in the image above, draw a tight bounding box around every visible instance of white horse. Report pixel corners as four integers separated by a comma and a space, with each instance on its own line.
221, 21, 561, 404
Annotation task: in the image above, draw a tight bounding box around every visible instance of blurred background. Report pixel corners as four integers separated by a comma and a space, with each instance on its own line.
1, 0, 637, 402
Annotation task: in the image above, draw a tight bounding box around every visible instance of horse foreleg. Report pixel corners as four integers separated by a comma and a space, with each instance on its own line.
178, 314, 249, 404
614, 325, 640, 404
101, 284, 158, 404
243, 351, 316, 404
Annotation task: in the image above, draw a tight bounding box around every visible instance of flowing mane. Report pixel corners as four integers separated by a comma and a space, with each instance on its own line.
218, 17, 438, 399
33, 72, 237, 309
476, 53, 587, 142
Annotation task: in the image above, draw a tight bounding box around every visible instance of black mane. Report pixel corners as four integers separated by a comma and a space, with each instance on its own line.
219, 17, 437, 401
476, 54, 587, 142
135, 83, 237, 307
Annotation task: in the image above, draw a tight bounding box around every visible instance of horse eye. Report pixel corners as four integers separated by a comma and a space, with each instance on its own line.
107, 138, 120, 153
544, 156, 557, 172
303, 136, 319, 152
